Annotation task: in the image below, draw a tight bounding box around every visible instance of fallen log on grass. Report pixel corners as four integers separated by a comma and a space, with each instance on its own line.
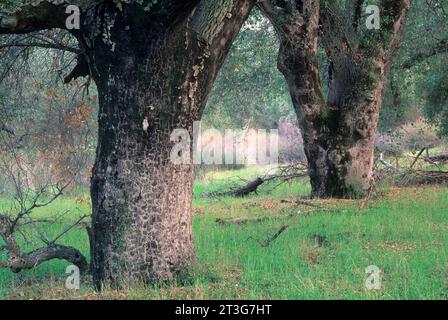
232, 177, 264, 197
280, 199, 322, 208
399, 170, 448, 186
202, 163, 309, 198
216, 216, 267, 224
423, 153, 448, 164
247, 213, 301, 247
229, 165, 309, 197
374, 152, 448, 186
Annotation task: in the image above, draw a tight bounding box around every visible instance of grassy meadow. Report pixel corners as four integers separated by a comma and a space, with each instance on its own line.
0, 165, 447, 300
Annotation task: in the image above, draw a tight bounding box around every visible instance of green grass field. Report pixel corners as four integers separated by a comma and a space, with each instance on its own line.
0, 166, 447, 300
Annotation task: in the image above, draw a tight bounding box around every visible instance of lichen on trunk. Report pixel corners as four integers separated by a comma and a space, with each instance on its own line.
259, 0, 412, 198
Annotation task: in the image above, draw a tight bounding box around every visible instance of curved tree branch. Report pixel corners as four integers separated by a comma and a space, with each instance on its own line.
0, 42, 81, 54
400, 38, 448, 69
180, 0, 255, 117
8, 244, 88, 273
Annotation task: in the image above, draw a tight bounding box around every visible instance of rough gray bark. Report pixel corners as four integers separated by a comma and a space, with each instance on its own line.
1, 0, 255, 288
86, 0, 254, 289
259, 0, 412, 198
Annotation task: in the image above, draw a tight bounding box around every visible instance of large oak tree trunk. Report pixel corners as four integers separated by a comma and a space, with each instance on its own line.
88, 16, 199, 287
282, 50, 391, 198
280, 45, 387, 197
0, 0, 254, 287
91, 72, 197, 285
260, 0, 411, 198
83, 1, 254, 288
310, 77, 386, 198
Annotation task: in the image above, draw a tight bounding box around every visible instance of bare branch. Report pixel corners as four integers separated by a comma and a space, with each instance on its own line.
0, 131, 89, 274
0, 41, 81, 54
0, 2, 68, 34
10, 182, 69, 231
50, 214, 89, 245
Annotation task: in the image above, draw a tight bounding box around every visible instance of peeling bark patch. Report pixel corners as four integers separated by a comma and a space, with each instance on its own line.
143, 118, 149, 131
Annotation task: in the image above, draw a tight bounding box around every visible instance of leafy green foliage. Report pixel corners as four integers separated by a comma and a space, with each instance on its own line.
203, 10, 293, 129
422, 66, 448, 137
380, 0, 448, 135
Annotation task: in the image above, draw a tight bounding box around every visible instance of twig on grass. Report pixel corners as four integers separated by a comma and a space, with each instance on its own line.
216, 216, 267, 224
247, 213, 301, 248
410, 147, 427, 169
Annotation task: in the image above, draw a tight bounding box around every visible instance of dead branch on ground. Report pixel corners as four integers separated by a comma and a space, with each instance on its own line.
247, 213, 301, 248
0, 132, 89, 274
374, 152, 448, 187
203, 163, 309, 198
216, 216, 267, 224
423, 153, 448, 164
